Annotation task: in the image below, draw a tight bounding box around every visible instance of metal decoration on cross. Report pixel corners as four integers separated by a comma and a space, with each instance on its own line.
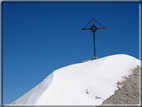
82, 17, 106, 60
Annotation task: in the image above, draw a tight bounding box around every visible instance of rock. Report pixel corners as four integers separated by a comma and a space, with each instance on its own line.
101, 65, 141, 105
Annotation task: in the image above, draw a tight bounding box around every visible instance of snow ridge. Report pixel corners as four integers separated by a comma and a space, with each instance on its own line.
11, 73, 53, 105
10, 54, 140, 105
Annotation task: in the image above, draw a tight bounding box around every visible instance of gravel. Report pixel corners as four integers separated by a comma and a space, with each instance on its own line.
99, 65, 141, 106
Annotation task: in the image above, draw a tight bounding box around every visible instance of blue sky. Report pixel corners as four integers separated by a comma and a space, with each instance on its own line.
3, 2, 139, 104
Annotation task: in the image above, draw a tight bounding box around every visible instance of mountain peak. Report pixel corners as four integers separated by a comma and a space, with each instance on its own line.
10, 54, 140, 106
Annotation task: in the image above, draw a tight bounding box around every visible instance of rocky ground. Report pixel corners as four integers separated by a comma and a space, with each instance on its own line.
98, 65, 141, 106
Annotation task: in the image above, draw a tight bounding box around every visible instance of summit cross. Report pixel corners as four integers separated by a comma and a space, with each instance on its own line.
82, 17, 106, 60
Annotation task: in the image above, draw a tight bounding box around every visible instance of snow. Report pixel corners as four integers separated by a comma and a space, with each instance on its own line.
11, 73, 53, 105
10, 54, 140, 106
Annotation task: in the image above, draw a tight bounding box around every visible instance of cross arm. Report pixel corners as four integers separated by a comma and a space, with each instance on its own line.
97, 28, 106, 29
82, 28, 91, 30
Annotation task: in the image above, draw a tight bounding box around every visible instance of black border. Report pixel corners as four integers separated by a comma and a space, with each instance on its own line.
1, 0, 142, 107
1, 0, 142, 3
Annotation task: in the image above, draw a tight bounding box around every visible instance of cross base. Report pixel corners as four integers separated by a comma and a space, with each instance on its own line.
92, 56, 97, 60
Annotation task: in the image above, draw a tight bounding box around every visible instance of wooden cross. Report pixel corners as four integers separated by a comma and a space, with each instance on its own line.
82, 17, 106, 59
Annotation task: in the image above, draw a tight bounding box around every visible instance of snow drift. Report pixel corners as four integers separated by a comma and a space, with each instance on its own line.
10, 54, 140, 105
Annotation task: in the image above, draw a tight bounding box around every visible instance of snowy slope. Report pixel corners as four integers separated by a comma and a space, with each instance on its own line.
11, 73, 53, 104
10, 54, 140, 106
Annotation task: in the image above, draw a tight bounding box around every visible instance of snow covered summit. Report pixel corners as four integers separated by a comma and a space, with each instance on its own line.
11, 54, 140, 106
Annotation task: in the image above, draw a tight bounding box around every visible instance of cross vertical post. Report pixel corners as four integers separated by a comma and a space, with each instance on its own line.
93, 31, 96, 59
